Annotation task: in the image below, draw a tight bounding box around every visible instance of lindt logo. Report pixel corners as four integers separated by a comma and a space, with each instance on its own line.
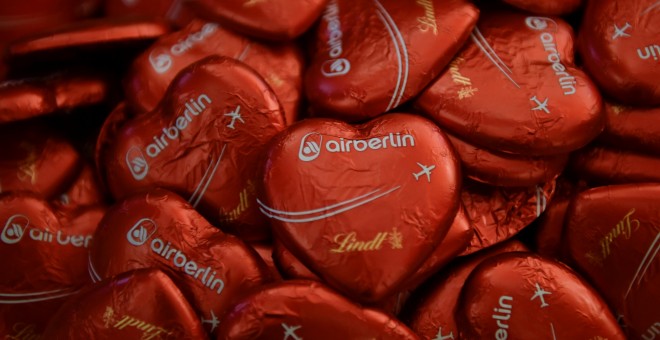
125, 93, 212, 181
298, 132, 416, 162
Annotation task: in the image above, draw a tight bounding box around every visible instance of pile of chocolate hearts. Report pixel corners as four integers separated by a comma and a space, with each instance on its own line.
0, 0, 658, 339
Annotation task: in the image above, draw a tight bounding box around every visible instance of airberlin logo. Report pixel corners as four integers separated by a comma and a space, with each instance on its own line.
1, 214, 92, 247
149, 22, 218, 74
321, 0, 350, 77
125, 218, 226, 295
125, 93, 212, 181
298, 132, 416, 162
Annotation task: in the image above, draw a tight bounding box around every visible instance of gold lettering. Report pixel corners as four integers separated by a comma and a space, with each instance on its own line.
415, 0, 438, 35
224, 181, 255, 222
108, 306, 174, 338
330, 228, 402, 253
6, 323, 39, 340
448, 58, 478, 99
599, 208, 640, 260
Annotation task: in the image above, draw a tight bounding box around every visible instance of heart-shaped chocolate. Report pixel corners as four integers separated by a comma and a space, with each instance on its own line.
126, 19, 304, 124
216, 280, 417, 339
273, 239, 321, 281
0, 71, 110, 124
405, 240, 528, 340
533, 179, 582, 260
461, 179, 555, 255
446, 132, 567, 187
416, 11, 603, 156
249, 242, 283, 281
42, 269, 207, 339
305, 0, 478, 121
456, 252, 625, 339
186, 0, 327, 41
260, 113, 460, 302
52, 162, 105, 211
601, 102, 660, 154
0, 192, 97, 335
578, 0, 660, 106
0, 123, 80, 198
571, 145, 660, 184
502, 0, 583, 15
8, 17, 170, 61
88, 188, 272, 335
565, 183, 660, 337
102, 56, 286, 240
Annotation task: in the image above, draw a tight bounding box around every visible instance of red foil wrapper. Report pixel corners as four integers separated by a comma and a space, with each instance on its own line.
102, 56, 286, 240
260, 113, 460, 302
42, 269, 207, 339
126, 19, 304, 124
461, 179, 556, 255
579, 0, 660, 106
565, 184, 660, 338
186, 0, 327, 41
52, 162, 105, 211
416, 10, 603, 156
216, 280, 418, 339
601, 102, 660, 154
104, 0, 194, 27
249, 242, 283, 281
533, 179, 584, 260
0, 72, 109, 123
0, 192, 97, 335
273, 239, 321, 281
571, 145, 660, 184
405, 240, 528, 339
0, 124, 80, 198
0, 0, 98, 45
8, 17, 170, 59
89, 189, 272, 335
502, 0, 583, 15
446, 133, 567, 187
305, 0, 478, 121
456, 252, 625, 339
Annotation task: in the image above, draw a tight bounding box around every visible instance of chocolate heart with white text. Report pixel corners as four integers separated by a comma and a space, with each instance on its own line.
0, 192, 97, 336
260, 113, 460, 302
102, 56, 286, 240
305, 0, 478, 121
89, 189, 270, 332
88, 189, 272, 335
416, 11, 603, 156
456, 253, 625, 339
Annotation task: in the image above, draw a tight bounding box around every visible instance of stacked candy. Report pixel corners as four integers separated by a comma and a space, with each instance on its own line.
0, 0, 657, 339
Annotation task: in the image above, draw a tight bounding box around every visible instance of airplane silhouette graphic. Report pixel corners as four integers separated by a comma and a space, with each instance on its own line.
413, 163, 436, 182
282, 323, 302, 340
531, 283, 552, 308
530, 96, 550, 114
225, 106, 245, 129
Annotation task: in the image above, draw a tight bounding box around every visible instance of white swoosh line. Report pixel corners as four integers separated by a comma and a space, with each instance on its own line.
88, 253, 102, 282
470, 31, 521, 88
375, 9, 403, 111
165, 0, 184, 21
257, 188, 384, 216
237, 43, 252, 62
0, 288, 76, 297
259, 186, 401, 223
642, 1, 660, 15
625, 232, 660, 298
189, 154, 216, 205
550, 322, 557, 340
374, 0, 409, 110
473, 27, 513, 74
192, 144, 228, 208
0, 291, 78, 304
